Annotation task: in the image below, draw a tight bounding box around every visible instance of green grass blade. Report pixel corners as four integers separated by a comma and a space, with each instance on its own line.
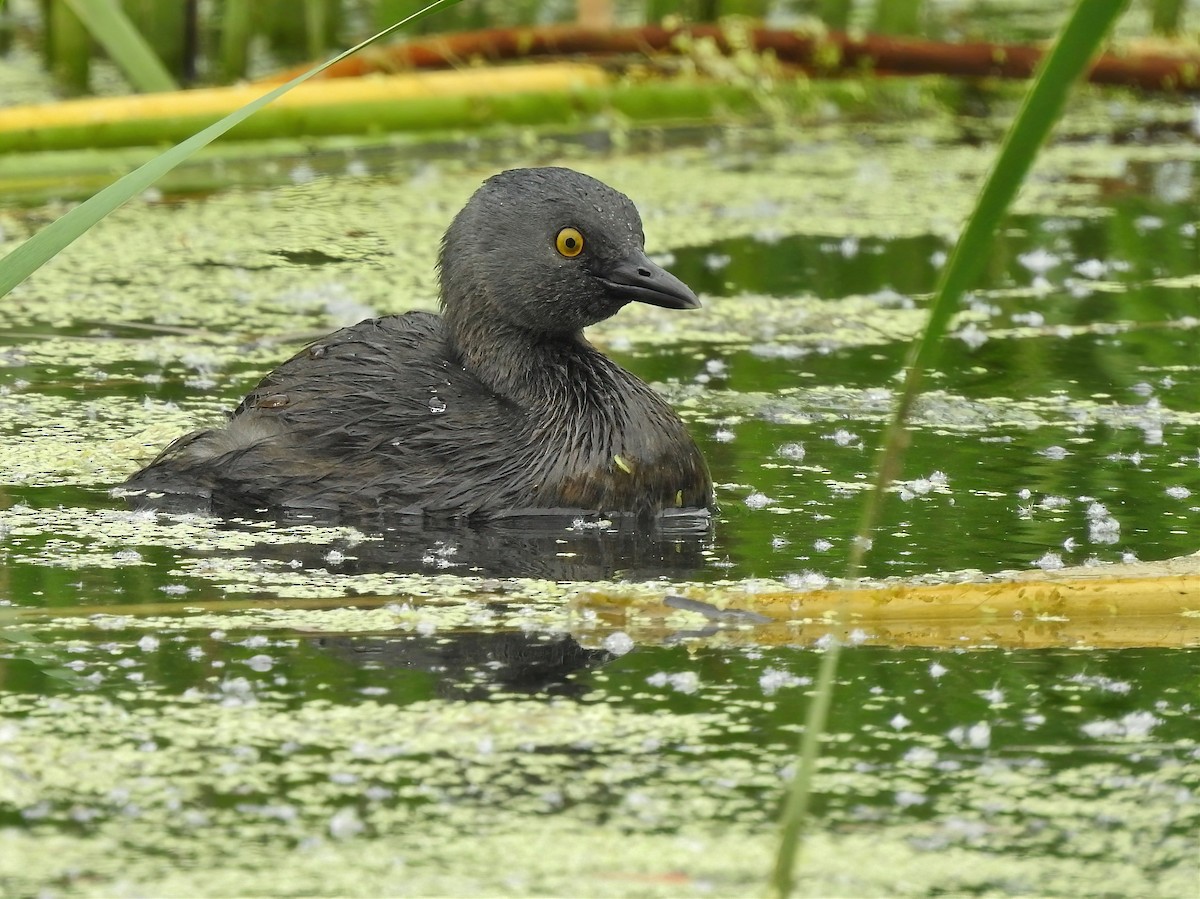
769, 2, 1130, 897
62, 0, 178, 92
0, 0, 461, 302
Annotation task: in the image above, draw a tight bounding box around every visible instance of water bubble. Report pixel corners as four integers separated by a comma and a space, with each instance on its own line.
1017, 248, 1060, 275
1088, 502, 1120, 543
290, 163, 317, 184
648, 671, 701, 694
955, 322, 988, 349
1153, 159, 1193, 203
759, 668, 809, 696
1068, 673, 1131, 694
329, 807, 364, 840
137, 635, 160, 653
814, 633, 838, 650
1035, 552, 1065, 571
1074, 259, 1107, 279
603, 632, 635, 656
948, 721, 991, 749
903, 746, 938, 766
777, 443, 805, 461
1166, 485, 1191, 499
428, 396, 447, 414
783, 571, 829, 591
1081, 711, 1160, 740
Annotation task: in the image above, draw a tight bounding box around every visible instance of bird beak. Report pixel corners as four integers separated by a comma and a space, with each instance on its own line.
601, 251, 700, 310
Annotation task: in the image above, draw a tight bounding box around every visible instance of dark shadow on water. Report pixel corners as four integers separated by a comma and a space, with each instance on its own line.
310, 631, 613, 700
124, 488, 716, 581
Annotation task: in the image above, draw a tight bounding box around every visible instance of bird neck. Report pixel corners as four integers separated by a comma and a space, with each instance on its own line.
446, 306, 604, 404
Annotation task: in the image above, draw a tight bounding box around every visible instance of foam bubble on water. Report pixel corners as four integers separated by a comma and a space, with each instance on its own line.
948, 721, 991, 749
137, 635, 160, 652
1018, 248, 1060, 275
1035, 552, 1064, 571
829, 429, 861, 448
329, 807, 364, 840
603, 632, 635, 656
759, 668, 809, 696
1081, 711, 1160, 740
648, 671, 701, 694
955, 322, 988, 349
777, 442, 805, 461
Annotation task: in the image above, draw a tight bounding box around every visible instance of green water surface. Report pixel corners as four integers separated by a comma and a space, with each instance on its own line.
1, 106, 1198, 896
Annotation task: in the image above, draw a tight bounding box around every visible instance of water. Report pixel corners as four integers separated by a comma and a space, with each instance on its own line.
1, 118, 1198, 896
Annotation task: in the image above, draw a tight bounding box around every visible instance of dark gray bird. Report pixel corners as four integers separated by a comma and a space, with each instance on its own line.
125, 166, 712, 522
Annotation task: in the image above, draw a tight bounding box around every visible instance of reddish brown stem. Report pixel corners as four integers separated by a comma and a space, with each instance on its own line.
259, 24, 1200, 93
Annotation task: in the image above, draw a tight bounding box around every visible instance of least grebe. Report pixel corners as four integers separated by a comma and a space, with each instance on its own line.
125, 166, 712, 520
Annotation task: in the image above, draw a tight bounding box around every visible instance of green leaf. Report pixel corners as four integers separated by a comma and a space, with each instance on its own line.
0, 0, 461, 302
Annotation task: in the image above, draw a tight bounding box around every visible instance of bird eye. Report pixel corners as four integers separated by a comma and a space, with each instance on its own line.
555, 227, 584, 258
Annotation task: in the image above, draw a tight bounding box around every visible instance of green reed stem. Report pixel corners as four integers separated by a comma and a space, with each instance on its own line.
769, 2, 1130, 897
62, 0, 178, 92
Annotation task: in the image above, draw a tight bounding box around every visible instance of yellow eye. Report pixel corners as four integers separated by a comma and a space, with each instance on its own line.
555, 227, 584, 258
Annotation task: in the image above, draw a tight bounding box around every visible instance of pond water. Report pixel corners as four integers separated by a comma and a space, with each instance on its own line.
1, 107, 1198, 896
